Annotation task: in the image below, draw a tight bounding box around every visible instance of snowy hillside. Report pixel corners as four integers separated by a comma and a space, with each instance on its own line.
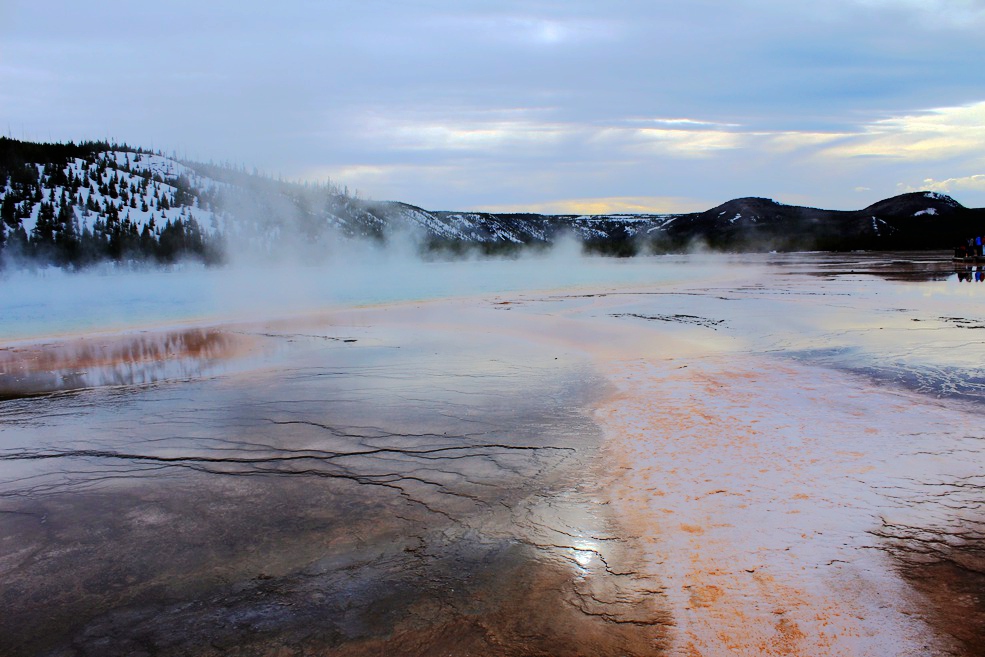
0, 138, 680, 265
2, 137, 983, 268
1, 143, 224, 264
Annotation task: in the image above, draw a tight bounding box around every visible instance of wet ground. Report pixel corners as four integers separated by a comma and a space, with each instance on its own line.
0, 313, 670, 657
2, 252, 985, 655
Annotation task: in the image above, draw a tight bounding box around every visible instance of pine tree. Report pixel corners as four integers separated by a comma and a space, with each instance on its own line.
1, 195, 16, 229
106, 210, 122, 260
32, 201, 56, 261
52, 164, 68, 188
55, 198, 79, 265
78, 221, 98, 265
33, 202, 55, 242
8, 225, 28, 255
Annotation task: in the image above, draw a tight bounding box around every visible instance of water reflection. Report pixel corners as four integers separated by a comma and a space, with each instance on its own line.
571, 539, 601, 569
0, 318, 672, 657
0, 329, 255, 400
4, 252, 985, 655
955, 265, 985, 283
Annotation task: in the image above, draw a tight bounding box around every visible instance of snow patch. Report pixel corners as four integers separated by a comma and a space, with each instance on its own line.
923, 191, 958, 206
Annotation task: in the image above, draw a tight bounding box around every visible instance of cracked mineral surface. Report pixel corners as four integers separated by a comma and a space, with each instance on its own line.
1, 252, 984, 656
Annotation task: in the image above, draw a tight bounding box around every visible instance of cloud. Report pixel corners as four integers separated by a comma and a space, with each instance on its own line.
304, 100, 985, 210
628, 128, 744, 157
357, 112, 748, 159
354, 102, 985, 166
898, 174, 985, 194
846, 0, 985, 27
302, 163, 465, 201
385, 120, 574, 152
760, 131, 851, 153
8, 2, 985, 212
618, 118, 741, 129
474, 196, 711, 215
426, 13, 621, 47
818, 101, 985, 161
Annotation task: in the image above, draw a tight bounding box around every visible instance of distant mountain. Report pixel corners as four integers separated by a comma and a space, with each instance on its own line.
1, 137, 982, 268
652, 192, 983, 252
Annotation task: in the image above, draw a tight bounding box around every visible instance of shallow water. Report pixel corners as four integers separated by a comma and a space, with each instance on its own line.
0, 253, 713, 341
0, 311, 670, 656
1, 252, 984, 655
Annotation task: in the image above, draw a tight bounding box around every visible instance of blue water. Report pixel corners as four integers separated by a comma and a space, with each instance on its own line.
0, 255, 709, 341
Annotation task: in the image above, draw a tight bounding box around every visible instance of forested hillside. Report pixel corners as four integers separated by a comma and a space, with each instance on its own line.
2, 137, 983, 270
0, 138, 224, 266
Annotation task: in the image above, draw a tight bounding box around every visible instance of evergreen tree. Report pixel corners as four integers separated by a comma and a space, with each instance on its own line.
32, 201, 56, 261
1, 195, 17, 229
140, 216, 156, 256
6, 225, 28, 258
33, 201, 55, 243
106, 213, 122, 260
54, 197, 79, 264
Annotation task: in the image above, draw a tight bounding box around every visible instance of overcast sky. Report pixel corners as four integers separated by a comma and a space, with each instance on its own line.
3, 0, 984, 212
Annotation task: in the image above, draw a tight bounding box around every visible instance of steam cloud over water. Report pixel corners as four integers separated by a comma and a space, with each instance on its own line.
0, 246, 718, 341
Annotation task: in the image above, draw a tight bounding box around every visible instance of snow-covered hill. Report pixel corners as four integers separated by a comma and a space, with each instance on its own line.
0, 140, 681, 264
21, 152, 222, 237
2, 138, 983, 268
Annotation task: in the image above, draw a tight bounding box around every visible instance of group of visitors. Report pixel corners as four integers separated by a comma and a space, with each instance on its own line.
955, 236, 985, 259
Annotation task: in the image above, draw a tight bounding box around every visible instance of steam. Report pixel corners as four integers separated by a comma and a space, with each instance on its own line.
0, 234, 709, 343
0, 154, 733, 343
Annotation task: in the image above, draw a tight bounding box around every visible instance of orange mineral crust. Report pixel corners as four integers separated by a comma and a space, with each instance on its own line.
595, 353, 970, 655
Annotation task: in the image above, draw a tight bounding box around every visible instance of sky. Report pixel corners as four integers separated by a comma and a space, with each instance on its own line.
2, 0, 985, 213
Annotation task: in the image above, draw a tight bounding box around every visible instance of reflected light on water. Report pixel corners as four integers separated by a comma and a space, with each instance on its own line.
571, 539, 600, 568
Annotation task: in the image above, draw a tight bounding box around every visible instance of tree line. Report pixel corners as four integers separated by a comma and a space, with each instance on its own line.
0, 138, 221, 268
